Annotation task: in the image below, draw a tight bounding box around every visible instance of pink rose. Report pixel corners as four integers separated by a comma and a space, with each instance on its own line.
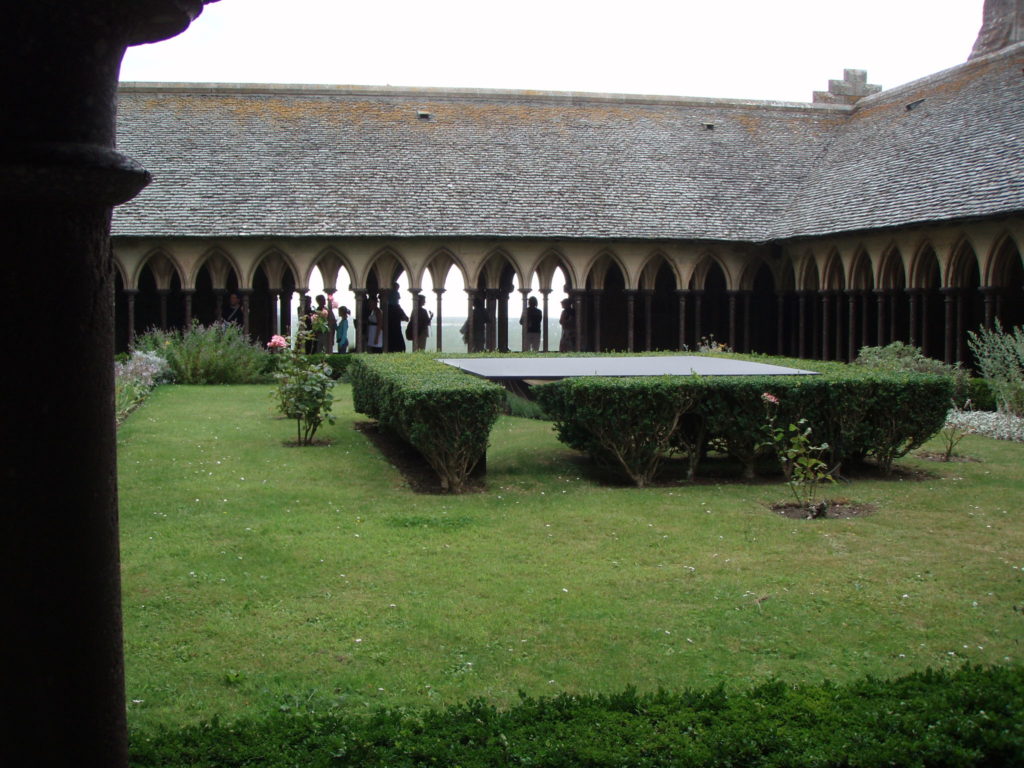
761, 392, 779, 405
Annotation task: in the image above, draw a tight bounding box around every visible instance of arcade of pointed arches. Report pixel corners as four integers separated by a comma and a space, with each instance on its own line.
112, 217, 1023, 366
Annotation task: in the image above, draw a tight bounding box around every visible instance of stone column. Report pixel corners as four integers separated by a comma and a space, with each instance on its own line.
860, 291, 871, 350
692, 290, 703, 346
797, 291, 808, 358
889, 291, 899, 343
240, 289, 252, 337
183, 288, 194, 328
518, 288, 530, 351
875, 290, 887, 347
125, 288, 138, 348
591, 290, 603, 352
908, 289, 919, 347
942, 288, 956, 364
572, 290, 584, 352
355, 290, 367, 353
625, 290, 637, 352
642, 289, 653, 351
270, 290, 282, 336
834, 291, 845, 361
955, 288, 966, 364
982, 287, 997, 329
466, 289, 476, 352
776, 292, 786, 356
676, 290, 688, 350
157, 288, 169, 329
1, 5, 210, 767
742, 291, 752, 352
540, 288, 551, 352
214, 287, 225, 319
434, 287, 445, 351
819, 292, 827, 362
497, 288, 510, 352
485, 289, 499, 351
408, 288, 421, 351
847, 290, 857, 362
727, 291, 738, 351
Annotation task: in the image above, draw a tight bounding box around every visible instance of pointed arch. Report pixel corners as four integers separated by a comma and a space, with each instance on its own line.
849, 249, 874, 291
191, 246, 242, 291
363, 246, 411, 293
306, 246, 356, 292
984, 233, 1023, 287
134, 247, 184, 290
947, 237, 981, 289
909, 241, 942, 290
638, 250, 681, 291
984, 234, 1024, 330
822, 250, 846, 291
689, 251, 732, 292
529, 248, 576, 293
797, 252, 820, 291
251, 247, 299, 291
583, 248, 627, 291
878, 245, 906, 291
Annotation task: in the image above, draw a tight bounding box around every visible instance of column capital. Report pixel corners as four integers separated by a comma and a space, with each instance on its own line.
432, 287, 446, 295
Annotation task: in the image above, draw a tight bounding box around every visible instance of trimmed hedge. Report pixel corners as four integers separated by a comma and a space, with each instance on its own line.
349, 355, 504, 492
537, 377, 697, 487
129, 665, 1024, 767
536, 359, 953, 484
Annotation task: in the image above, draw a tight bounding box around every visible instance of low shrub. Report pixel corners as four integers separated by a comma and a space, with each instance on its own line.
537, 358, 951, 483
537, 377, 696, 487
129, 665, 1024, 767
306, 353, 355, 380
968, 321, 1024, 416
272, 345, 336, 446
855, 340, 972, 406
349, 355, 504, 492
134, 322, 270, 384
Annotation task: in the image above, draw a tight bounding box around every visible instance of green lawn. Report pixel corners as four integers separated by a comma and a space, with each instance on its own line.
118, 384, 1024, 729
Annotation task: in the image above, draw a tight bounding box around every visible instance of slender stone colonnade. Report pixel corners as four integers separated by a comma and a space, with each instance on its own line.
114, 217, 1023, 364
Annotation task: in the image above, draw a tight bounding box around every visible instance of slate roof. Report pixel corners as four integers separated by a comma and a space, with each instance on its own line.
112, 42, 1024, 243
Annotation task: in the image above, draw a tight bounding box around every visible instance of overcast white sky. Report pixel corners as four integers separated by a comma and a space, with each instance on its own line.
122, 0, 985, 103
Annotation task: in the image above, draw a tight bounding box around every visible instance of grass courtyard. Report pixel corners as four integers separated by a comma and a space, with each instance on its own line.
118, 383, 1024, 730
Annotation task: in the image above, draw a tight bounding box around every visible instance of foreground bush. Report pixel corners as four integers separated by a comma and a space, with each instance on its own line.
130, 665, 1024, 767
349, 355, 503, 492
134, 322, 270, 384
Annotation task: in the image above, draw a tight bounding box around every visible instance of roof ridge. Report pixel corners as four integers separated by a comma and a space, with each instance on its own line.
117, 80, 852, 114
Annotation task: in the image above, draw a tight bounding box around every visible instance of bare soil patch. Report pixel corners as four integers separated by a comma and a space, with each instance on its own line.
769, 499, 877, 519
353, 420, 485, 494
914, 450, 981, 463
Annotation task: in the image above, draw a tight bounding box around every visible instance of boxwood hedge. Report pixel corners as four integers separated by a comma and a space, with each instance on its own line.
129, 665, 1024, 767
536, 358, 953, 484
349, 355, 504, 492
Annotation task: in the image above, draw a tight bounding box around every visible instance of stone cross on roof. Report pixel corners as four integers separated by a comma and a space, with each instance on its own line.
812, 69, 882, 105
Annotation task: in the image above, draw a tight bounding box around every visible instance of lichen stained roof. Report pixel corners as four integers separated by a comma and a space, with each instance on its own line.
780, 42, 1024, 240
112, 42, 1024, 243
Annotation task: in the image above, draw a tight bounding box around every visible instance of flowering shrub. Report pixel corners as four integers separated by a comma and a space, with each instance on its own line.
134, 322, 270, 384
762, 392, 834, 511
266, 334, 288, 350
272, 333, 336, 445
114, 351, 170, 424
